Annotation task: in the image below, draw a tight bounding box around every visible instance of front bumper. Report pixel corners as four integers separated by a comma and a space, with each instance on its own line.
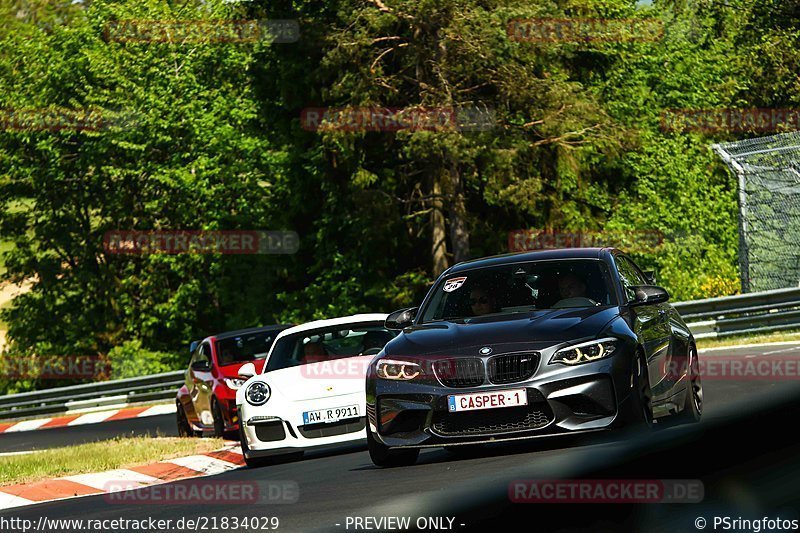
240, 392, 367, 458
368, 349, 634, 448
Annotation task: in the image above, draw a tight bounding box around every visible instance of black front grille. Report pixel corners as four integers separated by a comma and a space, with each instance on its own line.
298, 417, 366, 439
431, 404, 552, 436
254, 421, 286, 442
488, 353, 539, 384
433, 358, 484, 388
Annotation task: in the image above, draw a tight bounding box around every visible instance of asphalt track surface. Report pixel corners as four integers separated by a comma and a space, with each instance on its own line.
0, 414, 178, 453
2, 342, 800, 532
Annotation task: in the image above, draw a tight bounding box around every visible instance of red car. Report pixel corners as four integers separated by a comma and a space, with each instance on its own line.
176, 324, 293, 437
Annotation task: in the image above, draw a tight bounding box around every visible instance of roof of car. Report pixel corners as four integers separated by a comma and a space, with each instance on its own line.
274, 313, 389, 340
446, 248, 617, 275
213, 324, 294, 341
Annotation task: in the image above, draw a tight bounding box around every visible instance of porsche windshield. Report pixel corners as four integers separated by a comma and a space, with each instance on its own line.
264, 324, 397, 372
420, 260, 617, 323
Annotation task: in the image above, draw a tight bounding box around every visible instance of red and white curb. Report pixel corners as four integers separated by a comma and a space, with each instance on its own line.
0, 404, 177, 434
0, 443, 244, 510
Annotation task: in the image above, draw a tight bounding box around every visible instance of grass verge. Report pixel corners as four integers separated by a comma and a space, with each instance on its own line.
0, 436, 225, 486
696, 329, 800, 350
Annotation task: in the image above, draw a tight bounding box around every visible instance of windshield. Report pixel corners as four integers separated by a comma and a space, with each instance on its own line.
264, 323, 397, 373
214, 331, 280, 366
420, 260, 616, 323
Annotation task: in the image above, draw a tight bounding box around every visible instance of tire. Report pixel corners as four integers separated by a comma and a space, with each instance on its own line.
367, 422, 419, 467
629, 350, 654, 429
176, 402, 194, 438
672, 344, 703, 424
211, 398, 225, 438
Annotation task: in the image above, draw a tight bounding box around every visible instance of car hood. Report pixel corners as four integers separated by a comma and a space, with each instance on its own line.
260, 356, 372, 401
386, 306, 622, 357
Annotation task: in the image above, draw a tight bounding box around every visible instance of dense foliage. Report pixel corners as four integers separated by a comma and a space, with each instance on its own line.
1, 0, 798, 390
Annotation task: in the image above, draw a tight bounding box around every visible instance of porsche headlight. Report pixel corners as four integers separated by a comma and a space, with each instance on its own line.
245, 381, 271, 405
376, 359, 423, 380
224, 378, 246, 390
550, 338, 618, 365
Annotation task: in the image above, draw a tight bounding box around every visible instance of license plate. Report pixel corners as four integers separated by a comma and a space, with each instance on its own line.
302, 405, 359, 424
447, 389, 527, 412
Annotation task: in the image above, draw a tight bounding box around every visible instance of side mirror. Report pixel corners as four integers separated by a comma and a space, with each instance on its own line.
630, 285, 670, 306
643, 271, 657, 285
385, 307, 418, 330
189, 340, 199, 354
238, 362, 257, 379
190, 360, 211, 372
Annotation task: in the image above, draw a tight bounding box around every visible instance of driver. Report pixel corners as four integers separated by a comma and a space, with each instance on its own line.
469, 286, 498, 316
302, 341, 326, 363
360, 330, 393, 354
558, 272, 587, 299
553, 272, 594, 308
219, 349, 234, 365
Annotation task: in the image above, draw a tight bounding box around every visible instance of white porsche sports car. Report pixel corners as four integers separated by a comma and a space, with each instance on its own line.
235, 313, 396, 467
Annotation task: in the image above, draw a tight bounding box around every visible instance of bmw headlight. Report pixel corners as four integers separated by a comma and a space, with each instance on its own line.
376, 359, 423, 380
550, 338, 618, 365
224, 378, 246, 390
245, 381, 271, 405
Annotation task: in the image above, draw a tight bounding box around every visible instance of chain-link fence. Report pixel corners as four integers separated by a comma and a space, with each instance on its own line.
713, 132, 800, 292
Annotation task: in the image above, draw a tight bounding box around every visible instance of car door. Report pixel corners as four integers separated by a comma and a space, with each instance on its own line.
627, 261, 691, 400
615, 255, 671, 402
187, 341, 215, 428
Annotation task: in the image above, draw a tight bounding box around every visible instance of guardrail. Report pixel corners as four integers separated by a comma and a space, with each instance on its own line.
673, 287, 800, 339
0, 370, 183, 421
1, 288, 799, 421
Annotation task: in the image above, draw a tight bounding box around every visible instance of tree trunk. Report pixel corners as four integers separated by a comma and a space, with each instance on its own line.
431, 175, 449, 276
447, 161, 470, 264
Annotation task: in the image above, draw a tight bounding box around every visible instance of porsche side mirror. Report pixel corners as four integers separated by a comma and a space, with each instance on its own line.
630, 285, 670, 306
238, 362, 257, 379
385, 307, 418, 330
